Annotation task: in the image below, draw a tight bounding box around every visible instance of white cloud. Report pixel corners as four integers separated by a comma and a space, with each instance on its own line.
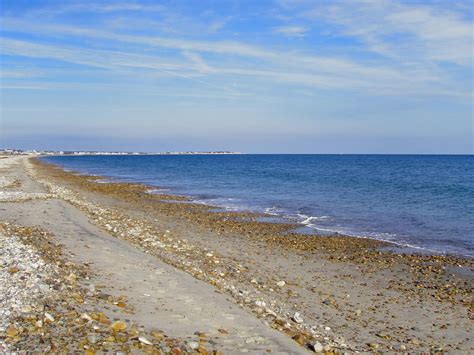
0, 69, 40, 78
273, 25, 308, 37
0, 19, 419, 81
301, 0, 473, 66
29, 2, 165, 16
0, 38, 189, 73
207, 17, 232, 33
0, 84, 51, 90
1, 36, 461, 97
181, 51, 211, 74
0, 1, 471, 98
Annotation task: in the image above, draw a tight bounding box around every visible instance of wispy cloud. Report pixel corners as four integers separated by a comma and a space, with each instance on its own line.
0, 69, 40, 79
0, 38, 188, 73
1, 1, 472, 98
207, 17, 232, 34
273, 25, 308, 37
1, 19, 446, 92
296, 0, 473, 66
26, 2, 165, 16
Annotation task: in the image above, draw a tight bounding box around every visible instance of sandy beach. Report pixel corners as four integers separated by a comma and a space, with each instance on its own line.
0, 155, 472, 353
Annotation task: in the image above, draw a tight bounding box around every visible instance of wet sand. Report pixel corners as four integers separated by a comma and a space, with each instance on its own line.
1, 155, 473, 353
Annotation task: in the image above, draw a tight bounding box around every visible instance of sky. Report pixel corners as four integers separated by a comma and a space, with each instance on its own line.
0, 0, 473, 153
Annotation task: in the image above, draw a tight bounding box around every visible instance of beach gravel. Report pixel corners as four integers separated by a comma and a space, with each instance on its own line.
0, 225, 56, 351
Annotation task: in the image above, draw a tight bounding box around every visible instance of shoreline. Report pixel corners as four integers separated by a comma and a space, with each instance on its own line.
39, 155, 473, 260
1, 154, 472, 353
32, 156, 474, 288
1, 155, 307, 353
31, 158, 474, 346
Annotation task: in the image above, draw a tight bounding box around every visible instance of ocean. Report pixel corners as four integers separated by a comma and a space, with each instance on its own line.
41, 154, 474, 257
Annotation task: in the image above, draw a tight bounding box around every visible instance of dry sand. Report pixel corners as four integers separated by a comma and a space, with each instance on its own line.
0, 155, 472, 353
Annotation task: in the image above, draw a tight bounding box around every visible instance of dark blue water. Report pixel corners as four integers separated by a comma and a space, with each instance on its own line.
42, 155, 474, 257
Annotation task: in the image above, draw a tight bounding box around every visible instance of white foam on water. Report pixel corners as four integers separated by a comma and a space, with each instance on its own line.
146, 188, 171, 194
297, 214, 332, 227
265, 206, 283, 215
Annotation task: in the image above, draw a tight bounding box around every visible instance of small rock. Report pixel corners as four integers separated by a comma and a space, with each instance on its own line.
276, 281, 286, 287
139, 336, 153, 345
38, 283, 50, 292
292, 333, 307, 345
81, 313, 92, 322
292, 312, 304, 324
110, 320, 127, 332
21, 305, 33, 313
6, 325, 19, 337
8, 266, 19, 274
187, 341, 200, 349
311, 341, 323, 352
368, 343, 379, 350
44, 312, 55, 322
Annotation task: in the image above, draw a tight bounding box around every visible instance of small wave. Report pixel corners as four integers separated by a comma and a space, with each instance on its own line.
298, 222, 451, 256
265, 206, 283, 215
146, 188, 170, 194
296, 214, 332, 227
95, 179, 116, 184
191, 197, 251, 212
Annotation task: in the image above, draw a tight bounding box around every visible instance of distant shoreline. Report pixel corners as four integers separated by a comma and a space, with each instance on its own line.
39, 153, 474, 258
1, 149, 472, 157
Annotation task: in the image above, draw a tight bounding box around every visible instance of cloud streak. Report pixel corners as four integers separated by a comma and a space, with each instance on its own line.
0, 1, 472, 99
273, 25, 308, 37
297, 0, 473, 66
2, 17, 462, 97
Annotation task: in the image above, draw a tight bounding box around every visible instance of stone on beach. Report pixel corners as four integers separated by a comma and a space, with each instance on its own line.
110, 320, 127, 332
291, 312, 304, 324
311, 341, 324, 352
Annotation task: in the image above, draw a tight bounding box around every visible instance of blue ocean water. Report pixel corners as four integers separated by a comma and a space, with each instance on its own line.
42, 155, 474, 257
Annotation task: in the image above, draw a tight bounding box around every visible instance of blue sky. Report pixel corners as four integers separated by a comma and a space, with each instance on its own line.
0, 0, 472, 153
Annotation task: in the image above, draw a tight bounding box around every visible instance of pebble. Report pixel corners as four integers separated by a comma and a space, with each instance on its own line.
110, 320, 127, 332
87, 335, 98, 344
276, 281, 286, 287
139, 336, 153, 345
311, 341, 324, 352
44, 312, 55, 322
291, 312, 304, 324
245, 336, 267, 344
187, 341, 200, 349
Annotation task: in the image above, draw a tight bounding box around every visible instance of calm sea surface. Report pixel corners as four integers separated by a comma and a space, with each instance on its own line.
42, 155, 474, 257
